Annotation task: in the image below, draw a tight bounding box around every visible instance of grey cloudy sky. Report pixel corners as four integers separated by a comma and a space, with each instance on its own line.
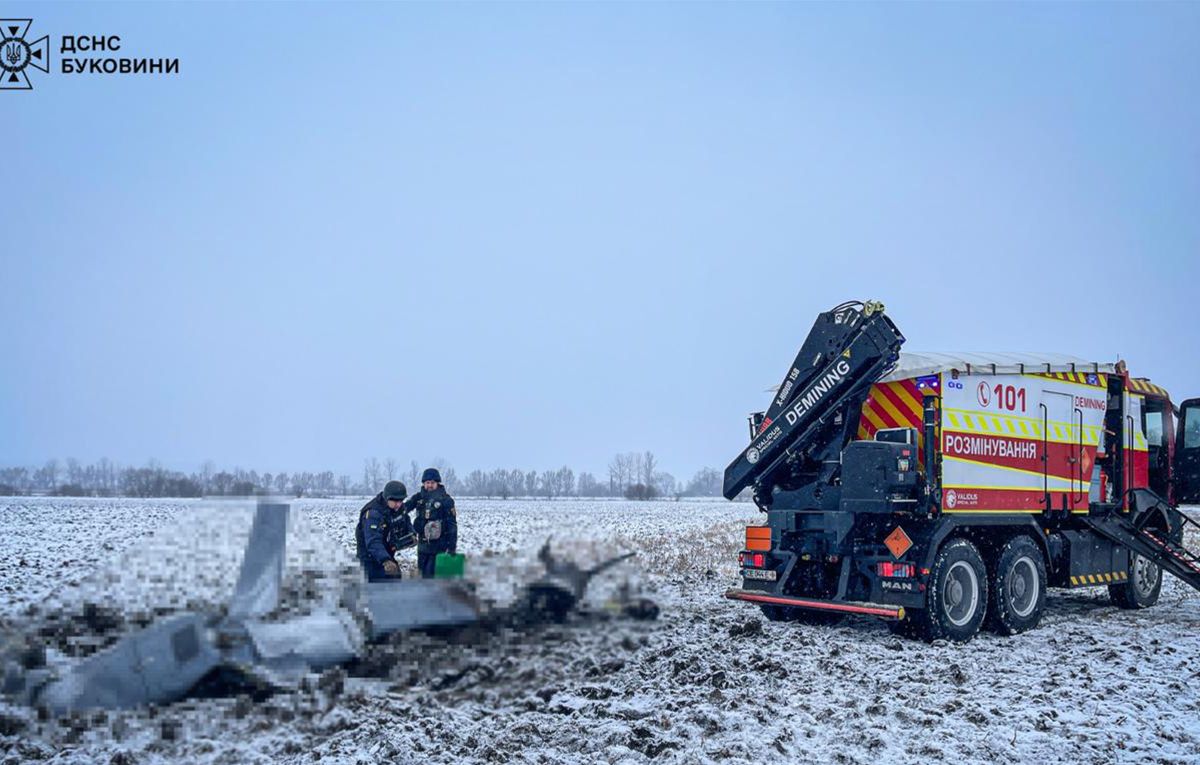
5, 2, 1198, 481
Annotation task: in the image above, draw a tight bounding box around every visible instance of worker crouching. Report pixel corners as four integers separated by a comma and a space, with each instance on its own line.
355, 480, 417, 582
405, 468, 458, 579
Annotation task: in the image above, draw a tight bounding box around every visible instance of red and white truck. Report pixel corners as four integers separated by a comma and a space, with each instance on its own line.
723, 300, 1200, 641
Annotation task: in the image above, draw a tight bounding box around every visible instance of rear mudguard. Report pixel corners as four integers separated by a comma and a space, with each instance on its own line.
917, 515, 1051, 575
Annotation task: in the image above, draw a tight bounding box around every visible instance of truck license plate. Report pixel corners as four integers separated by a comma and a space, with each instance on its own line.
742, 568, 777, 581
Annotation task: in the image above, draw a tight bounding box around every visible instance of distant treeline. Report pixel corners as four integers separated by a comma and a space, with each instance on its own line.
0, 453, 726, 500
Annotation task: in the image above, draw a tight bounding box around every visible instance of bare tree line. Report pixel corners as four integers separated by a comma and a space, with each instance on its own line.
0, 454, 726, 500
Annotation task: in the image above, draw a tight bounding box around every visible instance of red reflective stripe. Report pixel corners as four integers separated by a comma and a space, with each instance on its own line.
725, 589, 903, 619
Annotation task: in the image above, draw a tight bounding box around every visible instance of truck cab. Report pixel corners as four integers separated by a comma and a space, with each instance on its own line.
1107, 376, 1200, 507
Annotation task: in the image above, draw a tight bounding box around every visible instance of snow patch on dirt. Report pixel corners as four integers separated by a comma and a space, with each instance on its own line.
1, 498, 1198, 764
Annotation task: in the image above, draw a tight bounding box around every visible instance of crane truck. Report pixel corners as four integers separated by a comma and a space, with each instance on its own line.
724, 300, 1200, 642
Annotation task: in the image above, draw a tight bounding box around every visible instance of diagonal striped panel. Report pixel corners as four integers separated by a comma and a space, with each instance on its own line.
857, 379, 935, 463
1129, 378, 1169, 398
1032, 372, 1108, 389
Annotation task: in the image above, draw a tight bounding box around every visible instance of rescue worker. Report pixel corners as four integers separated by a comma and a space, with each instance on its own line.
405, 468, 458, 579
355, 480, 416, 582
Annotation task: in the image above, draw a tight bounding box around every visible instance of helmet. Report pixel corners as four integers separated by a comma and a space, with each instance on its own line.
383, 480, 407, 501
421, 468, 442, 484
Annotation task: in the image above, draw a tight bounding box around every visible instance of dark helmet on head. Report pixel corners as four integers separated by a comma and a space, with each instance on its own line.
384, 480, 407, 501
421, 468, 442, 485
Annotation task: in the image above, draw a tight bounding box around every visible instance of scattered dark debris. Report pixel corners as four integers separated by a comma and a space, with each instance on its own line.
159, 716, 182, 741
231, 694, 254, 720
622, 598, 660, 621
729, 618, 762, 638
0, 708, 28, 736
948, 663, 968, 686
18, 641, 46, 670
189, 665, 276, 703
964, 709, 988, 725
578, 685, 614, 700
81, 603, 124, 634
317, 667, 346, 699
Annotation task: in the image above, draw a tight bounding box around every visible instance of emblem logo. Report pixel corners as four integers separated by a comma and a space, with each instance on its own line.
976, 382, 991, 408
746, 447, 760, 464
946, 489, 957, 509
1, 19, 50, 91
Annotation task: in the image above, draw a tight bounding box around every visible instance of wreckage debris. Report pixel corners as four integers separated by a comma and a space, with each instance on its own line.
1, 499, 652, 715
621, 598, 660, 621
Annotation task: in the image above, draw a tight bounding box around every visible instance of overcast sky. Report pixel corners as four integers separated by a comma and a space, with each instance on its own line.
5, 2, 1198, 481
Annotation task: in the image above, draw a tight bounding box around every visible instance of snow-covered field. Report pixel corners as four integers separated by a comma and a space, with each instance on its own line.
2, 497, 1199, 764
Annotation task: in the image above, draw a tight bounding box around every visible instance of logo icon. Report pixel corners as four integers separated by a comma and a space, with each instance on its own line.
746, 447, 760, 464
1, 19, 49, 91
976, 381, 991, 408
945, 489, 957, 509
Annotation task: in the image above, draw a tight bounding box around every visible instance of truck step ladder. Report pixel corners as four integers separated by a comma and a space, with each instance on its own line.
1082, 494, 1200, 593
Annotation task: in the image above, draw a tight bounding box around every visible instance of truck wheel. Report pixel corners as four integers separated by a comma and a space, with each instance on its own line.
924, 538, 988, 643
986, 536, 1046, 635
1109, 551, 1162, 609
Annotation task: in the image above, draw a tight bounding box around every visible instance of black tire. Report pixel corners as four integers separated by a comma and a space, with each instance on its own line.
1109, 551, 1162, 609
922, 538, 988, 643
986, 536, 1047, 635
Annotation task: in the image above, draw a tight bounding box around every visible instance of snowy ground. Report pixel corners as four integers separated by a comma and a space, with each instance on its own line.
1, 497, 1199, 764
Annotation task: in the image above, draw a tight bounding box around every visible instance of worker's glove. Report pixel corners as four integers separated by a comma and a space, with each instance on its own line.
425, 520, 442, 541
382, 560, 400, 576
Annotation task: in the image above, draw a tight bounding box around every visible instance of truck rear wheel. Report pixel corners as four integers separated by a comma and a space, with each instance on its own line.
922, 538, 988, 643
1109, 551, 1162, 609
986, 536, 1046, 635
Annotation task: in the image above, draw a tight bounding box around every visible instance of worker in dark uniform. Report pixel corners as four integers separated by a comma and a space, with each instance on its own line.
355, 480, 416, 582
405, 468, 458, 579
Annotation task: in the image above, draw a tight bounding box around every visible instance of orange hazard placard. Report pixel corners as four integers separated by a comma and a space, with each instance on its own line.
884, 526, 913, 559
745, 526, 771, 551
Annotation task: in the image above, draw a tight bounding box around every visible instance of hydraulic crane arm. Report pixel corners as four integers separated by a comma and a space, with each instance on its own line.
722, 301, 905, 501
